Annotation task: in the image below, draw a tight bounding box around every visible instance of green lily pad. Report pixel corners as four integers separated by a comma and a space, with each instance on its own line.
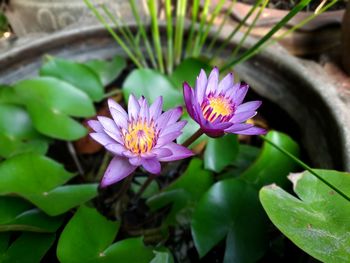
14, 77, 95, 140
85, 56, 126, 86
204, 134, 239, 173
40, 57, 104, 101
260, 169, 350, 262
150, 249, 174, 263
241, 130, 300, 188
169, 58, 211, 89
0, 232, 55, 263
191, 178, 268, 263
148, 158, 213, 225
57, 205, 153, 263
0, 196, 64, 232
123, 69, 182, 110
0, 153, 97, 216
0, 103, 49, 158
0, 86, 23, 105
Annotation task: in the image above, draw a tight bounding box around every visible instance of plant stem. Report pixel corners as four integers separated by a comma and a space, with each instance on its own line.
260, 136, 350, 202
103, 89, 122, 99
165, 0, 174, 73
134, 173, 157, 201
96, 152, 111, 180
67, 142, 84, 175
174, 0, 187, 64
182, 128, 204, 147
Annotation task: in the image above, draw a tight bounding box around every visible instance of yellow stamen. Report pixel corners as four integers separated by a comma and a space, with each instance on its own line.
124, 120, 156, 154
202, 96, 233, 122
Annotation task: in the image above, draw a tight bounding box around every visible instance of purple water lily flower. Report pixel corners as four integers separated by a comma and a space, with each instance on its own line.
183, 67, 266, 138
88, 95, 193, 187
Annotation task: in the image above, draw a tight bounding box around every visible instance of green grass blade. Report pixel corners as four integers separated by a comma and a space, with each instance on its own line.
102, 5, 148, 67
84, 0, 143, 68
210, 0, 263, 61
165, 0, 174, 73
147, 0, 165, 73
129, 0, 158, 69
222, 0, 313, 71
207, 0, 237, 53
231, 0, 269, 57
192, 0, 211, 56
261, 135, 350, 203
197, 0, 227, 55
174, 0, 188, 64
185, 0, 200, 57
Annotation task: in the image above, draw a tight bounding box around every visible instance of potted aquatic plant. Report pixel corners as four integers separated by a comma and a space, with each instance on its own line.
0, 0, 349, 262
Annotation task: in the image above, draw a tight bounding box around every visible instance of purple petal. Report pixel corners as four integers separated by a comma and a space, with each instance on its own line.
225, 83, 241, 98
156, 131, 182, 146
105, 143, 127, 156
156, 106, 183, 130
100, 156, 136, 187
140, 152, 157, 159
218, 72, 233, 93
195, 69, 208, 104
225, 123, 253, 133
236, 126, 267, 135
236, 101, 262, 113
149, 96, 163, 119
158, 142, 194, 162
234, 84, 249, 106
129, 156, 143, 166
110, 108, 128, 129
97, 116, 120, 134
104, 129, 124, 144
142, 158, 161, 174
151, 148, 172, 158
205, 67, 219, 95
230, 111, 257, 123
90, 132, 115, 146
87, 120, 104, 132
139, 97, 150, 122
183, 82, 195, 119
160, 120, 187, 136
128, 94, 140, 120
108, 98, 127, 116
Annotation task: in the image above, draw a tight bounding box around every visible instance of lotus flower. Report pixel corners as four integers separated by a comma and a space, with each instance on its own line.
88, 95, 193, 187
183, 67, 266, 138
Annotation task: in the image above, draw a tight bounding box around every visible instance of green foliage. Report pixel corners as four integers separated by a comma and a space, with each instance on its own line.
40, 57, 104, 101
260, 170, 350, 262
84, 56, 126, 86
0, 232, 55, 263
131, 177, 159, 199
176, 112, 207, 147
241, 131, 300, 188
191, 178, 268, 263
57, 205, 153, 263
122, 69, 182, 110
204, 134, 239, 173
0, 196, 64, 232
150, 249, 174, 263
14, 77, 95, 140
0, 103, 48, 158
148, 158, 213, 225
0, 154, 97, 216
0, 12, 8, 34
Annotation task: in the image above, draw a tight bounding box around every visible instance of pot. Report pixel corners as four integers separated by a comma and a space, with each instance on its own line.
0, 24, 349, 171
4, 0, 147, 36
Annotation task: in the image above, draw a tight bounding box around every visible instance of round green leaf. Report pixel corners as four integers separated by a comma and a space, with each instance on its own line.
1, 233, 55, 263
260, 170, 350, 262
0, 86, 23, 105
0, 153, 97, 215
57, 205, 120, 263
0, 196, 64, 232
14, 77, 95, 140
122, 69, 182, 110
85, 56, 126, 86
191, 179, 267, 263
40, 57, 104, 101
0, 103, 48, 158
204, 134, 239, 173
169, 58, 211, 89
241, 130, 300, 188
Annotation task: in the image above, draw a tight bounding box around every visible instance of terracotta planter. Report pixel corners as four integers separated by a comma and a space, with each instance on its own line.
221, 2, 345, 55
4, 0, 147, 36
0, 24, 350, 171
342, 1, 350, 75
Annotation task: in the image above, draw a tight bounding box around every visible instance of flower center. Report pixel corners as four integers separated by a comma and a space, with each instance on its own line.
123, 119, 156, 154
201, 95, 234, 122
